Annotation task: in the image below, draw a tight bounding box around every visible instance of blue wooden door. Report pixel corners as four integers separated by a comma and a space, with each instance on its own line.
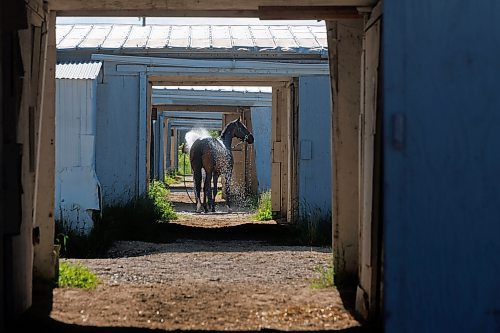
384, 1, 500, 332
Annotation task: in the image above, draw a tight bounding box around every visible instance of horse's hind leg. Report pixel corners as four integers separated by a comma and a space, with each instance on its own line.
224, 172, 232, 213
211, 172, 219, 212
203, 170, 212, 213
193, 169, 203, 213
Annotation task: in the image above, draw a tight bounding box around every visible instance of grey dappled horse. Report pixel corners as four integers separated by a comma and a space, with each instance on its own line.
189, 119, 254, 213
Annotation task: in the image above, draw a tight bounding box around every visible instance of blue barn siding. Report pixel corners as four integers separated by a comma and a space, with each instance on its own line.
95, 68, 140, 205
250, 106, 272, 191
298, 75, 332, 214
384, 1, 500, 332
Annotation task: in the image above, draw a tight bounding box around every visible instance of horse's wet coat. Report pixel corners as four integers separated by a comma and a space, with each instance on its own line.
188, 119, 254, 213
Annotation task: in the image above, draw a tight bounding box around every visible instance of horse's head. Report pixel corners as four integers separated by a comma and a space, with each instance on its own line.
232, 119, 254, 144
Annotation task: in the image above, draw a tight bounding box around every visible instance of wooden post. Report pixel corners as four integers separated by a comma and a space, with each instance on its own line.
327, 19, 363, 279
33, 11, 57, 281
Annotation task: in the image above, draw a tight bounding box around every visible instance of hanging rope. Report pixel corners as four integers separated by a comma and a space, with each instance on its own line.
182, 145, 196, 204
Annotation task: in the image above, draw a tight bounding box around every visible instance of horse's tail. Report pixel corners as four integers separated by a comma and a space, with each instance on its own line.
184, 129, 210, 153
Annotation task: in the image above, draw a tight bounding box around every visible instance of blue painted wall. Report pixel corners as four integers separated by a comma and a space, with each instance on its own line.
96, 64, 140, 205
298, 75, 332, 215
250, 106, 272, 191
384, 1, 500, 332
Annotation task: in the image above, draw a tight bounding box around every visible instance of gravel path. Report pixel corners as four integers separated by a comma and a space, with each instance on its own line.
49, 189, 363, 331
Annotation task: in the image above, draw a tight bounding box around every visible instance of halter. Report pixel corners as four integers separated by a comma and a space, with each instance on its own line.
231, 134, 250, 150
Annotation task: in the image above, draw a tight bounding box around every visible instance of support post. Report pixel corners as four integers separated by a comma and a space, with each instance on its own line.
33, 11, 57, 282
327, 19, 363, 280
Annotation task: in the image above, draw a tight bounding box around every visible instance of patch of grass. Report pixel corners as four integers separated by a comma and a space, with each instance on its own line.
58, 261, 99, 289
254, 190, 272, 221
291, 203, 332, 246
178, 149, 191, 175
164, 171, 180, 185
149, 180, 177, 221
310, 261, 335, 289
55, 181, 178, 258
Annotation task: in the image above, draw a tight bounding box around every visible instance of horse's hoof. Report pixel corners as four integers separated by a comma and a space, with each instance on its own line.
211, 207, 216, 213
196, 203, 202, 213
227, 206, 232, 213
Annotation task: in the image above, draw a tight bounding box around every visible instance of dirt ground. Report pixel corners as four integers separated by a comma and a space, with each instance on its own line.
25, 185, 368, 332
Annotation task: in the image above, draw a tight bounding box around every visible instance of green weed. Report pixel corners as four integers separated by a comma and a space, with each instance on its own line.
310, 261, 335, 289
164, 171, 180, 185
55, 181, 177, 258
292, 203, 332, 246
254, 190, 272, 221
58, 261, 99, 289
148, 180, 177, 221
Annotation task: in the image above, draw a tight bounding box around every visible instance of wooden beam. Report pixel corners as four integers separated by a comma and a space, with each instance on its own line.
50, 0, 376, 15
154, 105, 248, 113
259, 6, 362, 20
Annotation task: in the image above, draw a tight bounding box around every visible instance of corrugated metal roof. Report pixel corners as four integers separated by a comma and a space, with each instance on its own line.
56, 62, 102, 79
56, 24, 327, 54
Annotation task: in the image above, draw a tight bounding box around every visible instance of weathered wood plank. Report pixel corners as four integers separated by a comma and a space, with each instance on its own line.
33, 11, 57, 281
50, 0, 376, 14
259, 6, 361, 20
326, 19, 363, 277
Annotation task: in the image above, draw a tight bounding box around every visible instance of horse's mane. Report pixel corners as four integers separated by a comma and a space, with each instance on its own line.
220, 119, 238, 138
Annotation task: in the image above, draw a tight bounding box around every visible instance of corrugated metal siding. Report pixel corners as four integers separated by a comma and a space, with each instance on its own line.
56, 62, 102, 79
55, 78, 100, 233
56, 24, 327, 54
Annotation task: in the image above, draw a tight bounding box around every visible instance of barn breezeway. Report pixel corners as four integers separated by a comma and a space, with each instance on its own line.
4, 2, 386, 332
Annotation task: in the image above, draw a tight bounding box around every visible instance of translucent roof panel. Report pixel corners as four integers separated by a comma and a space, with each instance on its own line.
123, 26, 152, 48
146, 26, 171, 49
78, 25, 112, 48
56, 24, 327, 55
100, 25, 132, 49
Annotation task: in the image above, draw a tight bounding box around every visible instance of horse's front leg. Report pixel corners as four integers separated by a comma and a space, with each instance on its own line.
224, 171, 232, 213
203, 171, 212, 213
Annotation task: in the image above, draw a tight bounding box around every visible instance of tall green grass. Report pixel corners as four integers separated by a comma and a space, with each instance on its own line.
291, 203, 332, 246
254, 190, 272, 221
55, 181, 177, 258
149, 180, 177, 220
178, 149, 191, 175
